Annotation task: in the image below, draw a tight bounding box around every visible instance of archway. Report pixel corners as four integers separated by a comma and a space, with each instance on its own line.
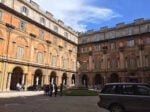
33, 69, 42, 86
82, 74, 88, 87
94, 74, 102, 85
50, 71, 57, 84
62, 73, 67, 85
10, 67, 23, 90
71, 74, 75, 85
110, 73, 119, 83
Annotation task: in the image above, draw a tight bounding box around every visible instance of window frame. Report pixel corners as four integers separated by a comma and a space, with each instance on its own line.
37, 52, 43, 64
0, 10, 2, 21
127, 39, 135, 47
17, 46, 24, 59
19, 20, 26, 31
39, 30, 44, 40
21, 6, 28, 16
40, 17, 45, 25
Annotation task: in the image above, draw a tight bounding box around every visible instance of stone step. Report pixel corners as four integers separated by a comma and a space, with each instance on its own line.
0, 91, 44, 98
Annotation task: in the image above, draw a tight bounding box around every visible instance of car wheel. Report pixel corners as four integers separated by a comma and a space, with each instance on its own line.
110, 104, 124, 112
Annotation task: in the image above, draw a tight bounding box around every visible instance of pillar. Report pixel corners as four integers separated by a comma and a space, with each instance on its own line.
6, 72, 12, 91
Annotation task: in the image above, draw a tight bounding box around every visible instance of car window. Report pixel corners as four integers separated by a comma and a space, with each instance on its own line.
115, 85, 123, 94
136, 85, 150, 96
101, 85, 116, 94
122, 85, 135, 95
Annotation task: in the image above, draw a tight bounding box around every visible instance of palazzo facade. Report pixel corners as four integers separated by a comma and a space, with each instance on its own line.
0, 0, 78, 91
78, 18, 150, 88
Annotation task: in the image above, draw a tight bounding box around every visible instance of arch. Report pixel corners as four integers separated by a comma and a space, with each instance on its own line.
81, 74, 88, 87
110, 73, 119, 83
0, 30, 4, 38
37, 43, 46, 51
62, 73, 67, 85
50, 71, 57, 84
94, 74, 103, 85
52, 48, 58, 56
33, 69, 43, 86
10, 66, 24, 90
71, 74, 75, 85
15, 36, 28, 46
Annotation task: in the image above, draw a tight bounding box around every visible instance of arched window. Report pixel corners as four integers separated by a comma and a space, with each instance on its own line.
21, 6, 28, 16
64, 32, 68, 38
40, 17, 45, 25
53, 25, 58, 32
127, 58, 137, 69
110, 59, 118, 69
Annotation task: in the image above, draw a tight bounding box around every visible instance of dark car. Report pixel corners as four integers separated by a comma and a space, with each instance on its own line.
97, 83, 150, 112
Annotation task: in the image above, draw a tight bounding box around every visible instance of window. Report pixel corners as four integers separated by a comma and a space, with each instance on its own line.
82, 47, 88, 52
101, 85, 116, 94
19, 20, 26, 31
81, 62, 87, 70
53, 25, 58, 32
95, 44, 100, 51
110, 59, 118, 69
39, 30, 44, 40
110, 42, 116, 50
17, 47, 23, 59
63, 59, 68, 69
73, 46, 77, 53
146, 37, 150, 44
95, 61, 101, 70
53, 36, 57, 44
37, 52, 43, 63
52, 56, 57, 66
21, 6, 28, 16
127, 40, 135, 47
64, 32, 68, 38
127, 28, 132, 35
40, 17, 45, 25
148, 24, 150, 32
122, 85, 135, 95
0, 10, 2, 20
64, 41, 67, 48
136, 85, 150, 96
127, 58, 137, 68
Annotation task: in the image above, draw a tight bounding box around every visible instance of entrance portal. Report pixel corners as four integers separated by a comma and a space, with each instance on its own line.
82, 74, 88, 87
71, 74, 75, 85
110, 73, 119, 83
10, 67, 23, 90
50, 71, 57, 84
33, 69, 42, 86
62, 73, 67, 85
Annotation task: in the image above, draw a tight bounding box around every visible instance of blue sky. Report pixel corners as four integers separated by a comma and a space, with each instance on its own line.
33, 0, 150, 32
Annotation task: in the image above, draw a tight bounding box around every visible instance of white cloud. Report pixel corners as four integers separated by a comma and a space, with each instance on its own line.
33, 0, 121, 31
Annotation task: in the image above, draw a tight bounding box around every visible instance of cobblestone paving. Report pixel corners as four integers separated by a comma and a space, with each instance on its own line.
0, 95, 109, 112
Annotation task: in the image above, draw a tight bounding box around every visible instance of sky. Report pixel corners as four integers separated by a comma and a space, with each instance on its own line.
33, 0, 150, 32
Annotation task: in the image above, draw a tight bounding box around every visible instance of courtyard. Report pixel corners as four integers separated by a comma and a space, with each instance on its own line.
0, 95, 108, 112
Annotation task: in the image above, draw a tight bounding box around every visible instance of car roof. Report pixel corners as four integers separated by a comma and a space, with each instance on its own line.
105, 82, 148, 86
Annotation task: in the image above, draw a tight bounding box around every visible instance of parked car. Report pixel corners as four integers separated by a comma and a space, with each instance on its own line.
97, 83, 150, 112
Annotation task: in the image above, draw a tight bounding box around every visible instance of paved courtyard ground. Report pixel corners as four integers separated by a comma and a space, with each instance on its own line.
0, 95, 109, 112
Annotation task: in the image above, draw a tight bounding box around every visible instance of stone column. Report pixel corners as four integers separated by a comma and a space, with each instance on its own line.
7, 72, 12, 91
22, 74, 25, 85
32, 74, 34, 85
42, 75, 45, 85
